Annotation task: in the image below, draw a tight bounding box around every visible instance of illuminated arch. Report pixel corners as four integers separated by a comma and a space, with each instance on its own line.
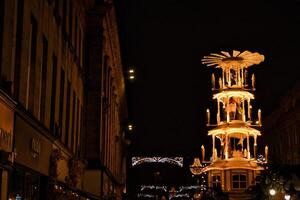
132, 157, 183, 167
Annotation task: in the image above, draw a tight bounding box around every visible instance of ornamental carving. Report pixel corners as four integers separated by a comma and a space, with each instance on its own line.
49, 149, 62, 178
67, 157, 85, 187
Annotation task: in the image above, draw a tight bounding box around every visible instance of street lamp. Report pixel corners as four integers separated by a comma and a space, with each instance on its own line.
127, 68, 135, 80
128, 124, 133, 131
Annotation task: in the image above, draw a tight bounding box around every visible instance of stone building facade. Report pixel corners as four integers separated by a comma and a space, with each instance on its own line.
263, 82, 300, 165
0, 0, 127, 199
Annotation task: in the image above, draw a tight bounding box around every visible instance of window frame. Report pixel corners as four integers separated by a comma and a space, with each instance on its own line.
212, 174, 221, 188
232, 174, 247, 189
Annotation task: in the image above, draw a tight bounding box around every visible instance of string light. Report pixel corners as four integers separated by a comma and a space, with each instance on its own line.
269, 188, 276, 196
284, 194, 291, 200
132, 157, 183, 167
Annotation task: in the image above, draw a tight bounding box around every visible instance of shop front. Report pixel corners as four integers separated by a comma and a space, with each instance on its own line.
0, 91, 15, 200
9, 114, 52, 199
10, 114, 97, 200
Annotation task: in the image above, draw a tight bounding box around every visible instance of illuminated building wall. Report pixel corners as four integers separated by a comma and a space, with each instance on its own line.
0, 0, 127, 199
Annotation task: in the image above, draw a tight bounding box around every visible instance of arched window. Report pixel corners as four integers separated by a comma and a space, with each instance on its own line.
232, 174, 247, 189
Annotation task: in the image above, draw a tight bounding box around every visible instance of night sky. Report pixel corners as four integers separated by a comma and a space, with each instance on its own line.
115, 0, 300, 157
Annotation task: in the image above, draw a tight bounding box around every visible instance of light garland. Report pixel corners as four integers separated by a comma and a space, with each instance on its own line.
132, 157, 183, 167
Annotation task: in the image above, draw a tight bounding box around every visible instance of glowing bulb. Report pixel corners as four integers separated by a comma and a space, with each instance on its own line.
129, 69, 134, 73
284, 194, 291, 200
269, 189, 276, 196
128, 124, 133, 131
129, 75, 135, 79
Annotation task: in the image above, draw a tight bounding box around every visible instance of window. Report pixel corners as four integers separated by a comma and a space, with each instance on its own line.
79, 28, 82, 65
75, 98, 80, 156
68, 1, 73, 42
11, 166, 41, 200
13, 0, 24, 99
74, 17, 78, 53
59, 69, 65, 139
71, 90, 76, 153
62, 0, 67, 34
232, 174, 247, 189
50, 55, 57, 134
103, 63, 110, 165
212, 175, 221, 188
65, 81, 71, 146
0, 0, 5, 74
293, 125, 297, 145
27, 14, 38, 112
40, 35, 48, 123
54, 0, 59, 15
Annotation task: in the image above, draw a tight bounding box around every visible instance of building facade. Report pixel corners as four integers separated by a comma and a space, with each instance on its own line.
83, 1, 128, 200
263, 81, 300, 165
0, 0, 127, 199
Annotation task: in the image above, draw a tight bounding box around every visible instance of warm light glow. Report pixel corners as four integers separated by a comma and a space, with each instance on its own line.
206, 108, 210, 124
190, 158, 202, 168
129, 75, 135, 79
201, 50, 264, 69
128, 124, 133, 130
258, 109, 262, 125
129, 69, 134, 73
269, 189, 276, 196
191, 49, 266, 177
213, 90, 254, 100
284, 194, 291, 200
208, 127, 261, 136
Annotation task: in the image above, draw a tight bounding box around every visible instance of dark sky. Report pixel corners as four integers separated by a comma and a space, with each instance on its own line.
115, 0, 300, 157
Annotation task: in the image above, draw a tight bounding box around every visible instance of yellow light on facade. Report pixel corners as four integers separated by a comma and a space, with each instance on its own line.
269, 189, 276, 196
